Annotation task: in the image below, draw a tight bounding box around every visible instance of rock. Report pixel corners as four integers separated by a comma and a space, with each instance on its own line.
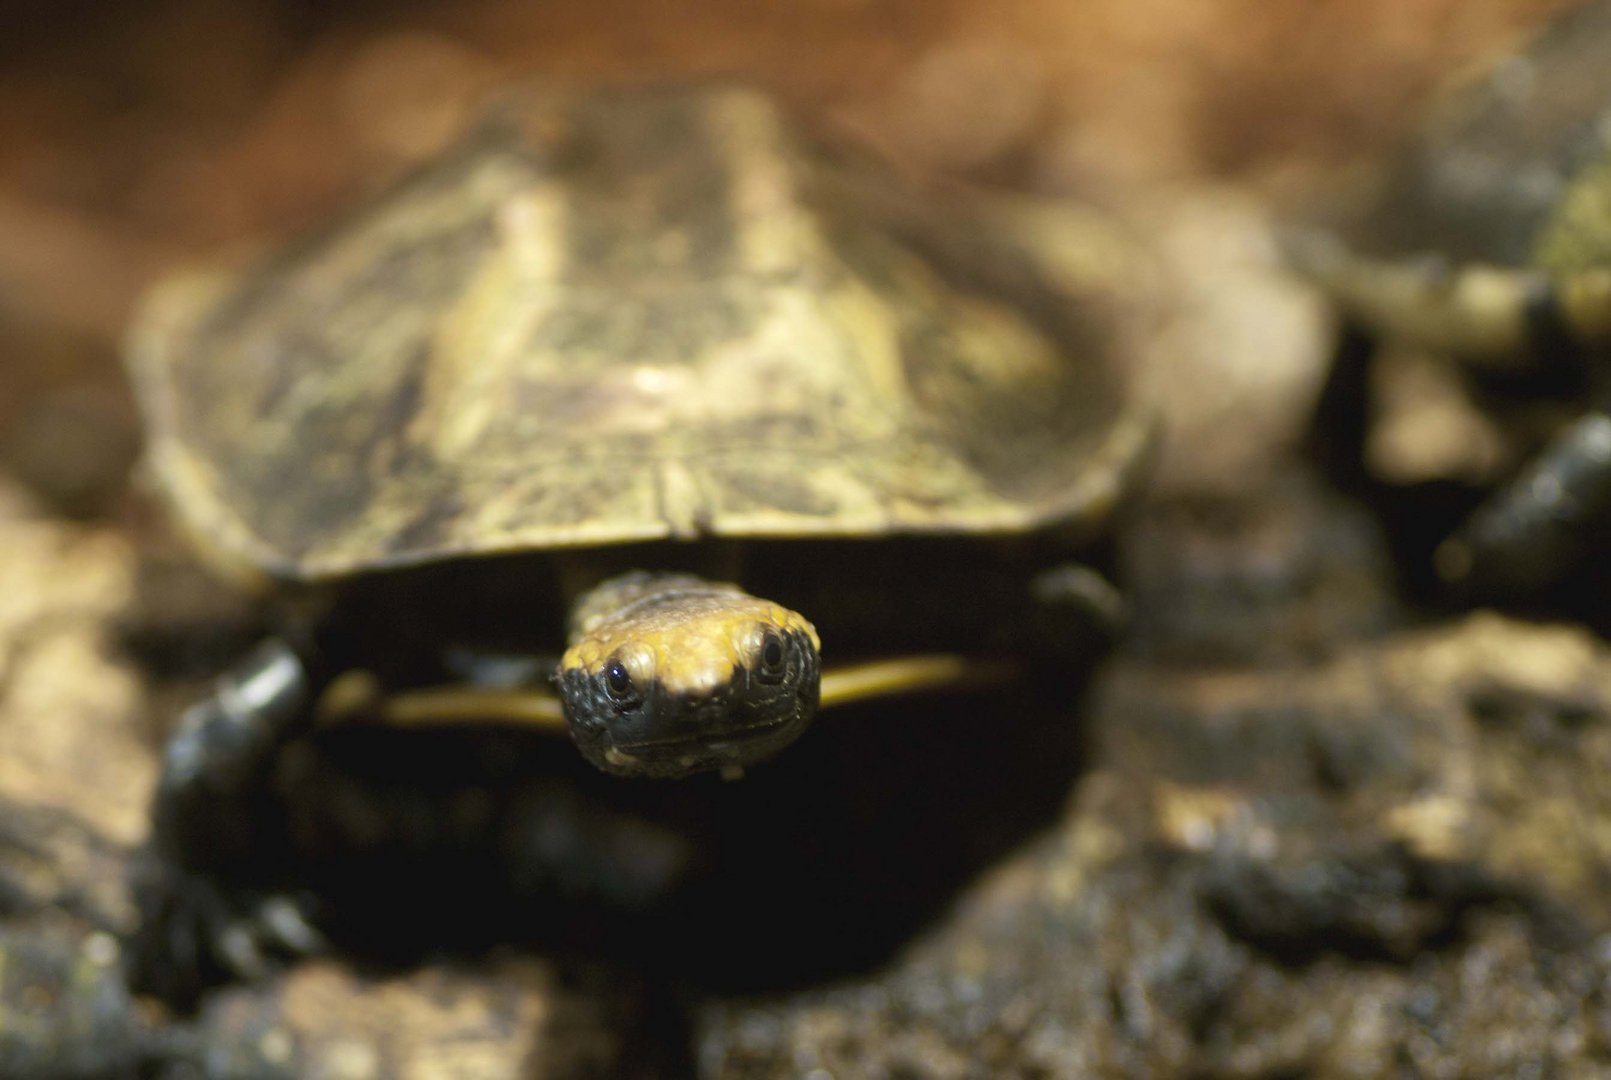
699, 600, 1611, 1075
1120, 467, 1402, 667
0, 485, 151, 931
187, 958, 622, 1080
0, 381, 139, 520
0, 474, 638, 1076
0, 917, 162, 1080
0, 481, 168, 1077
1134, 190, 1332, 498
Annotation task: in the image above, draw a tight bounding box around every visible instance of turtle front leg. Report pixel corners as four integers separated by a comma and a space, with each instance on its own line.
1288, 224, 1611, 368
1435, 409, 1611, 599
129, 639, 326, 1007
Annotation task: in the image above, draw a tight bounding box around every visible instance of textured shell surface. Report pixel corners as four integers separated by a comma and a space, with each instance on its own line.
130, 84, 1146, 582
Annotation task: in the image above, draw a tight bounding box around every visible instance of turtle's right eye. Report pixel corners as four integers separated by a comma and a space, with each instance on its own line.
604, 659, 640, 708
756, 631, 788, 684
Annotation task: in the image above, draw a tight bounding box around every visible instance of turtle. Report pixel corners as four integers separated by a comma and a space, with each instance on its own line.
124, 83, 1154, 1003
1286, 0, 1611, 600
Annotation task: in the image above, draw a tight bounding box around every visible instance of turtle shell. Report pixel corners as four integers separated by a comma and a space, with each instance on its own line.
1319, 0, 1611, 273
129, 84, 1150, 584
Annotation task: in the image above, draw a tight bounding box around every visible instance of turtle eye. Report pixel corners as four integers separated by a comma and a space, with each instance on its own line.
604, 659, 640, 708
756, 632, 788, 684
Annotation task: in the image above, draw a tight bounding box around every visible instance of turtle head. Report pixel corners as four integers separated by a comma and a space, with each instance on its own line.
557, 574, 821, 779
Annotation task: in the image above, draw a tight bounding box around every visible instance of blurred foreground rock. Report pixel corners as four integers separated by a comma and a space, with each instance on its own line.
0, 486, 148, 945
0, 485, 159, 1075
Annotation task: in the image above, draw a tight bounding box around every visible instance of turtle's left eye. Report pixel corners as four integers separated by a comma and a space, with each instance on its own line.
756, 632, 788, 684
604, 659, 640, 708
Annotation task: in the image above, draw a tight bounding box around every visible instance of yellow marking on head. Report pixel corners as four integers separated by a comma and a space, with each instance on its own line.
561, 579, 817, 697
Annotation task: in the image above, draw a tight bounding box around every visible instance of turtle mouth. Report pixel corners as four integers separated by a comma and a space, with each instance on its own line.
559, 629, 823, 779
612, 715, 792, 754
572, 680, 820, 778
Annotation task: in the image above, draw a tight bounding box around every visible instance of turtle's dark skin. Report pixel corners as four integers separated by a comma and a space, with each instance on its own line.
124, 84, 1152, 1005
1289, 0, 1611, 600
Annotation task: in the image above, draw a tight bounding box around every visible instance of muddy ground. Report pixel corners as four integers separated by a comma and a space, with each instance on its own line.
4, 1, 1611, 1076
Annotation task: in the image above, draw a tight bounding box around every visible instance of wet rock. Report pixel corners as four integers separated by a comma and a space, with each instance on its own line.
699, 611, 1611, 1076
1121, 468, 1402, 666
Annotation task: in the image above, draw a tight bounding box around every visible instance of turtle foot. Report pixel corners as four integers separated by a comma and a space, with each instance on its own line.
126, 852, 325, 1009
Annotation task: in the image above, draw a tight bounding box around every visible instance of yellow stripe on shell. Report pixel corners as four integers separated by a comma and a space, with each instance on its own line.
379, 686, 569, 730
316, 651, 1013, 735
819, 654, 1019, 706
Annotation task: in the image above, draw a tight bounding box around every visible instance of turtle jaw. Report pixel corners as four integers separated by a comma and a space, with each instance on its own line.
558, 626, 822, 779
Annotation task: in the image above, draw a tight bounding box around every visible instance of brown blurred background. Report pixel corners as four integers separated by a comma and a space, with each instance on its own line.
0, 0, 1583, 514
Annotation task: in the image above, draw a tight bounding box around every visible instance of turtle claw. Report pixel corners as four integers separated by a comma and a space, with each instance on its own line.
127, 855, 324, 1008
258, 893, 325, 955
216, 921, 266, 981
